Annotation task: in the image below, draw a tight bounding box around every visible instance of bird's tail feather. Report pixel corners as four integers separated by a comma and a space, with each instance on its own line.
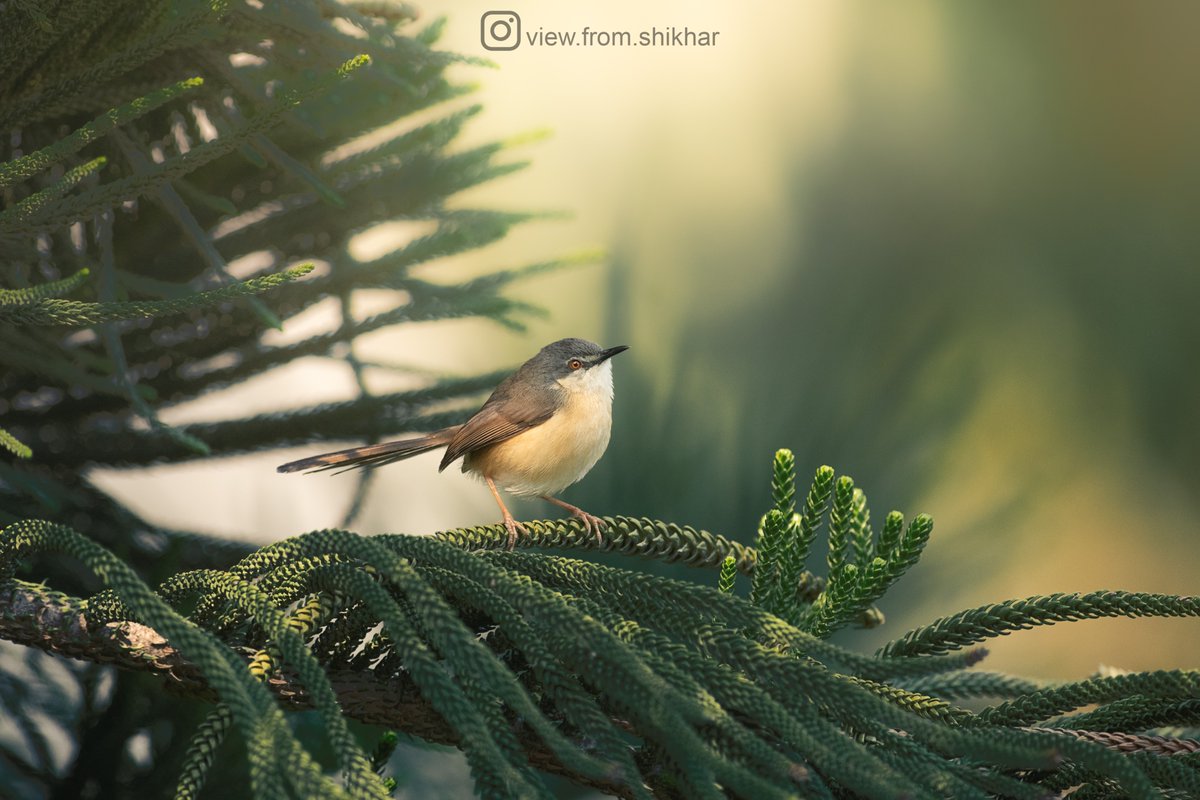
276, 426, 461, 475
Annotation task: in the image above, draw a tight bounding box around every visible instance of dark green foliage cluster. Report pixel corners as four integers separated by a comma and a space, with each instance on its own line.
748, 453, 929, 638
0, 0, 561, 485
0, 1, 583, 795
2, 3, 1198, 798
2, 452, 1199, 798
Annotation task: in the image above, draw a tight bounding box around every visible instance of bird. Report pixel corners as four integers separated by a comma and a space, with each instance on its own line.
277, 338, 629, 548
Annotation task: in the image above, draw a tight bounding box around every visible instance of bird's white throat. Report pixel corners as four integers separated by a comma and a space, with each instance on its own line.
557, 359, 614, 400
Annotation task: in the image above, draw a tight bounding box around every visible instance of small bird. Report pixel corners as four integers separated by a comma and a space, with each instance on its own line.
277, 338, 629, 548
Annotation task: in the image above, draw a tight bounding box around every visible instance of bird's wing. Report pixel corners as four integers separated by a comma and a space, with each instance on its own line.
439, 400, 555, 471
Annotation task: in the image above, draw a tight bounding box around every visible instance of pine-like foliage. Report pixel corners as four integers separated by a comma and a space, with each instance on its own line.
3, 453, 1200, 798
0, 0, 583, 795
0, 0, 569, 526
2, 3, 1199, 798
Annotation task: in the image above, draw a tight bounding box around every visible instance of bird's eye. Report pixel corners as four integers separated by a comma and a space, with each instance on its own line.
568, 359, 583, 370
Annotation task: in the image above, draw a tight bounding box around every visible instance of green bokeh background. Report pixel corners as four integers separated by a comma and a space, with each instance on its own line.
14, 3, 1191, 796
447, 1, 1200, 682
101, 2, 1199, 690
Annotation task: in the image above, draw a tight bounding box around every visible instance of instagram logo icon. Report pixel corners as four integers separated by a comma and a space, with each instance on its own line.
481, 11, 521, 51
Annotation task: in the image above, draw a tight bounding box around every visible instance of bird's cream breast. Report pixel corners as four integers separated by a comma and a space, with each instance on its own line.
466, 361, 613, 496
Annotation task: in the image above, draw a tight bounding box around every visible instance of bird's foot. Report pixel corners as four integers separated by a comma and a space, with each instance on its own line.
562, 506, 606, 543
501, 514, 529, 551
573, 509, 607, 543
540, 495, 607, 543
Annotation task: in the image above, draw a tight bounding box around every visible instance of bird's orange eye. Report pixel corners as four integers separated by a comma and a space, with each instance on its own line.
568, 359, 583, 370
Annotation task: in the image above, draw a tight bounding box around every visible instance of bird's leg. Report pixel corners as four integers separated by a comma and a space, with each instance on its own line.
485, 476, 527, 550
540, 495, 606, 542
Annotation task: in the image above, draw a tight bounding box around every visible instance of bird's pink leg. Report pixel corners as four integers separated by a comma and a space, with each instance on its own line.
485, 476, 527, 550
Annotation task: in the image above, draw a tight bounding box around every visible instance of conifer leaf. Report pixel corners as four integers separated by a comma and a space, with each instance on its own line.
718, 555, 737, 594
879, 590, 1200, 658
0, 269, 90, 305
0, 428, 32, 459
0, 264, 313, 326
12, 56, 371, 234
0, 157, 107, 230
0, 77, 204, 188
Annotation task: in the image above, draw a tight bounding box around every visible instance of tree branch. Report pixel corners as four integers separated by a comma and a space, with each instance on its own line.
0, 579, 640, 798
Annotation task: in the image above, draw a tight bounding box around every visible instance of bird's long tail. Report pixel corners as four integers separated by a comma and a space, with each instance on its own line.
276, 426, 462, 474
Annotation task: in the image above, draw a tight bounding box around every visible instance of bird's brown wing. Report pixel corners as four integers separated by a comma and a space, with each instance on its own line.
439, 402, 554, 471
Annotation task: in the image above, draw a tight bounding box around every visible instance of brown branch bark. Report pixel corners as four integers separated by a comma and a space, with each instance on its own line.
0, 579, 640, 798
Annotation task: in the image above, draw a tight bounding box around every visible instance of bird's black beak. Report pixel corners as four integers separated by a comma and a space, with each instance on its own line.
596, 345, 629, 364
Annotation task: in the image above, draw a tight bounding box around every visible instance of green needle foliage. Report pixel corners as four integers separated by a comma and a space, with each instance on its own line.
0, 0, 594, 795
1, 263, 314, 326
718, 555, 738, 594
0, 0, 575, 523
2, 452, 1199, 798
2, 3, 1197, 798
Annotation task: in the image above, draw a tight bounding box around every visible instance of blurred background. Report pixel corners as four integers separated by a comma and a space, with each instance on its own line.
91, 0, 1200, 684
